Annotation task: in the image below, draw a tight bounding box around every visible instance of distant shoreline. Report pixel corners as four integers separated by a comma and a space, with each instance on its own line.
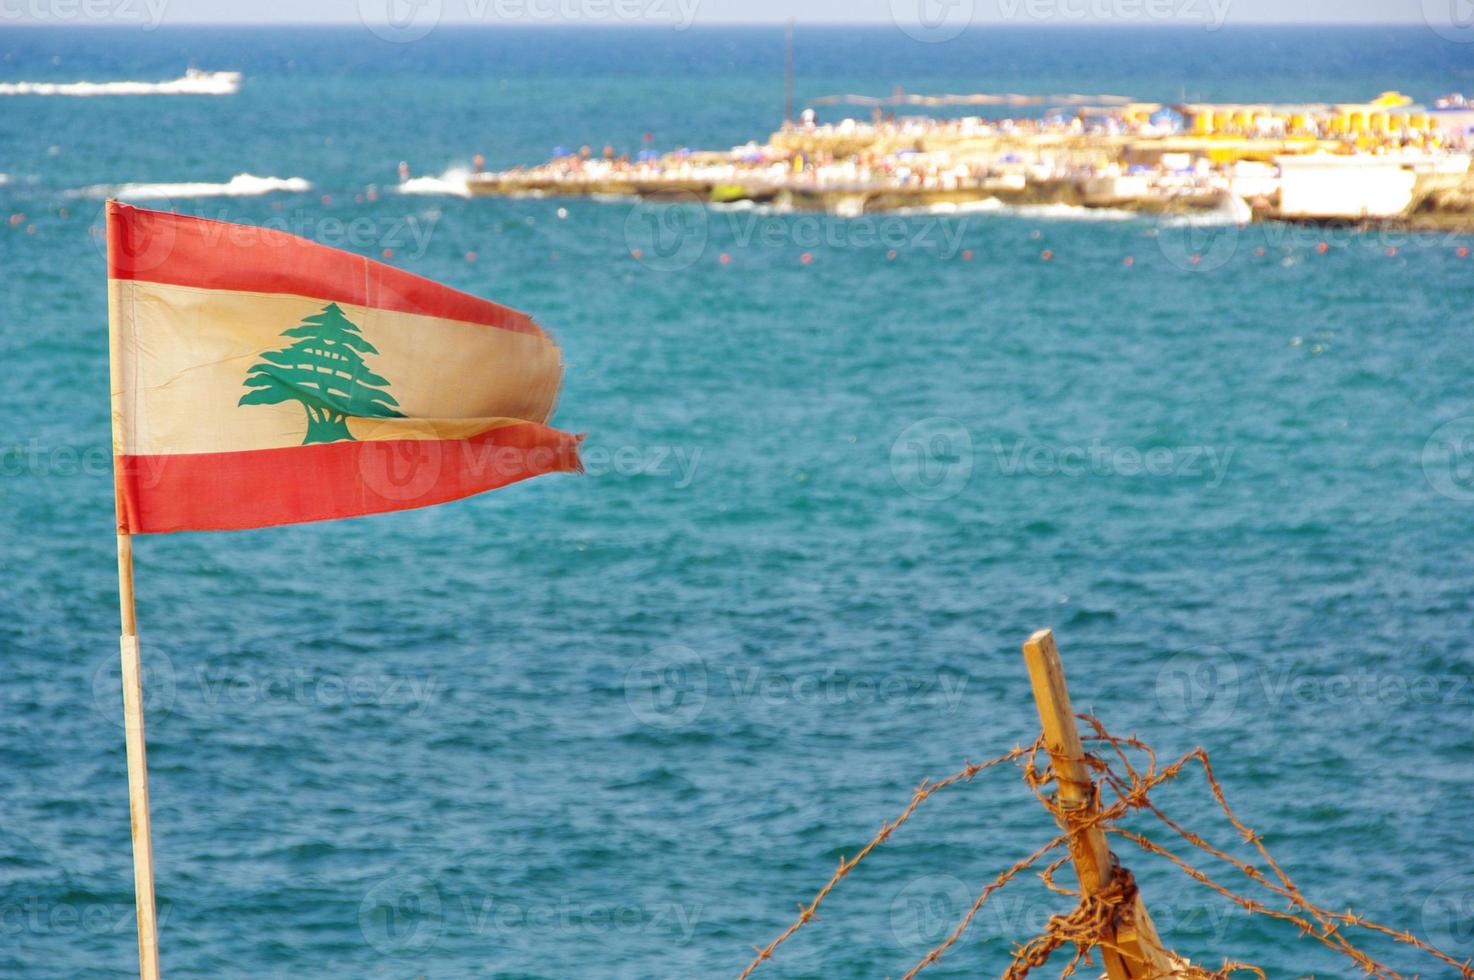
463, 91, 1474, 232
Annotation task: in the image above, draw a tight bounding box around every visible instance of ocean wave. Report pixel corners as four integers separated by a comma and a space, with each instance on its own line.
711, 200, 794, 215
888, 199, 1136, 221
396, 167, 471, 198
1158, 195, 1254, 227
0, 71, 241, 97
80, 174, 311, 200
891, 198, 1007, 216
1007, 202, 1139, 221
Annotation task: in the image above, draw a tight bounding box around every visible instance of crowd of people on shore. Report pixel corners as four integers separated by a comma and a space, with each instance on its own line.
461, 99, 1472, 204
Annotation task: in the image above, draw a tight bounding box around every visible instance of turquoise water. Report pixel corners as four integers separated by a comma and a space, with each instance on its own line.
2, 24, 1473, 978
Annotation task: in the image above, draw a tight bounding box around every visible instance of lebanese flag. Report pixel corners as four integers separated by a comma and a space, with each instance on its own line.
107, 201, 581, 534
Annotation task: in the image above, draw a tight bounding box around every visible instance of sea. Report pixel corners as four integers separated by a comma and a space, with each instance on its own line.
1, 22, 1472, 979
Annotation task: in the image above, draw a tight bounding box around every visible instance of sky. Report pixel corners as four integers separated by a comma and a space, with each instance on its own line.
0, 0, 1447, 26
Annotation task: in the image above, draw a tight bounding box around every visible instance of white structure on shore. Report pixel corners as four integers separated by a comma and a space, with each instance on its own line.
1276, 154, 1419, 219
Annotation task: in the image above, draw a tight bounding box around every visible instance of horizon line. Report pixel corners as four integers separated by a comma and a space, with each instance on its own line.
0, 19, 1442, 28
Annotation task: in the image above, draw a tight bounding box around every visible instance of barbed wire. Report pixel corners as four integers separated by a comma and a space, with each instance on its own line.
899, 835, 1067, 980
736, 742, 1037, 979
739, 715, 1474, 980
1078, 717, 1473, 978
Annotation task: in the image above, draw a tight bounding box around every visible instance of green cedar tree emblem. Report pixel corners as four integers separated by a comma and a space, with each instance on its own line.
239, 302, 404, 445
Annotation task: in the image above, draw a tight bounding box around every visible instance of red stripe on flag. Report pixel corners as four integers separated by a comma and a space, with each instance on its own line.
105, 201, 543, 337
116, 423, 582, 534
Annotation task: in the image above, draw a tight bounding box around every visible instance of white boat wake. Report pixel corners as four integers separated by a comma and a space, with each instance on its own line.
396, 167, 472, 197
0, 69, 241, 97
79, 174, 310, 200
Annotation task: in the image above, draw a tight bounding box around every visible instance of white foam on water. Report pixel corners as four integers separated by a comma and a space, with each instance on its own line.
710, 200, 794, 215
396, 167, 471, 198
1007, 202, 1139, 222
885, 199, 1137, 221
891, 198, 1007, 216
80, 174, 311, 200
503, 193, 1144, 224
0, 71, 242, 97
1159, 195, 1254, 227
938, 198, 1008, 214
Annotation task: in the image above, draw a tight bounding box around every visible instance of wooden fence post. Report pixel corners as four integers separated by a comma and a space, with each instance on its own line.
1022, 628, 1177, 979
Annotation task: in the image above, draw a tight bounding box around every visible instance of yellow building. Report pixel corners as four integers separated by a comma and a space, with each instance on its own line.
1177, 93, 1433, 139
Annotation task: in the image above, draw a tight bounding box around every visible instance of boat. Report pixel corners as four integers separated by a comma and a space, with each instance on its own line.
179, 68, 243, 94
0, 69, 241, 97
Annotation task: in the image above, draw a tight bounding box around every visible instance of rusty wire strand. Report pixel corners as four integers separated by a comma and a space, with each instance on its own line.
1081, 717, 1471, 977
898, 833, 1068, 980
736, 743, 1037, 980
1076, 722, 1386, 976
1083, 723, 1472, 978
739, 714, 1473, 980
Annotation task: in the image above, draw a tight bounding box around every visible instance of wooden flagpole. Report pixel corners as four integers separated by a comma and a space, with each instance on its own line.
116, 530, 161, 980
109, 199, 161, 980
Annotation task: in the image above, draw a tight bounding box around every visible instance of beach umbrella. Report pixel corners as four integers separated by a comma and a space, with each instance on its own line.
1150, 108, 1181, 125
